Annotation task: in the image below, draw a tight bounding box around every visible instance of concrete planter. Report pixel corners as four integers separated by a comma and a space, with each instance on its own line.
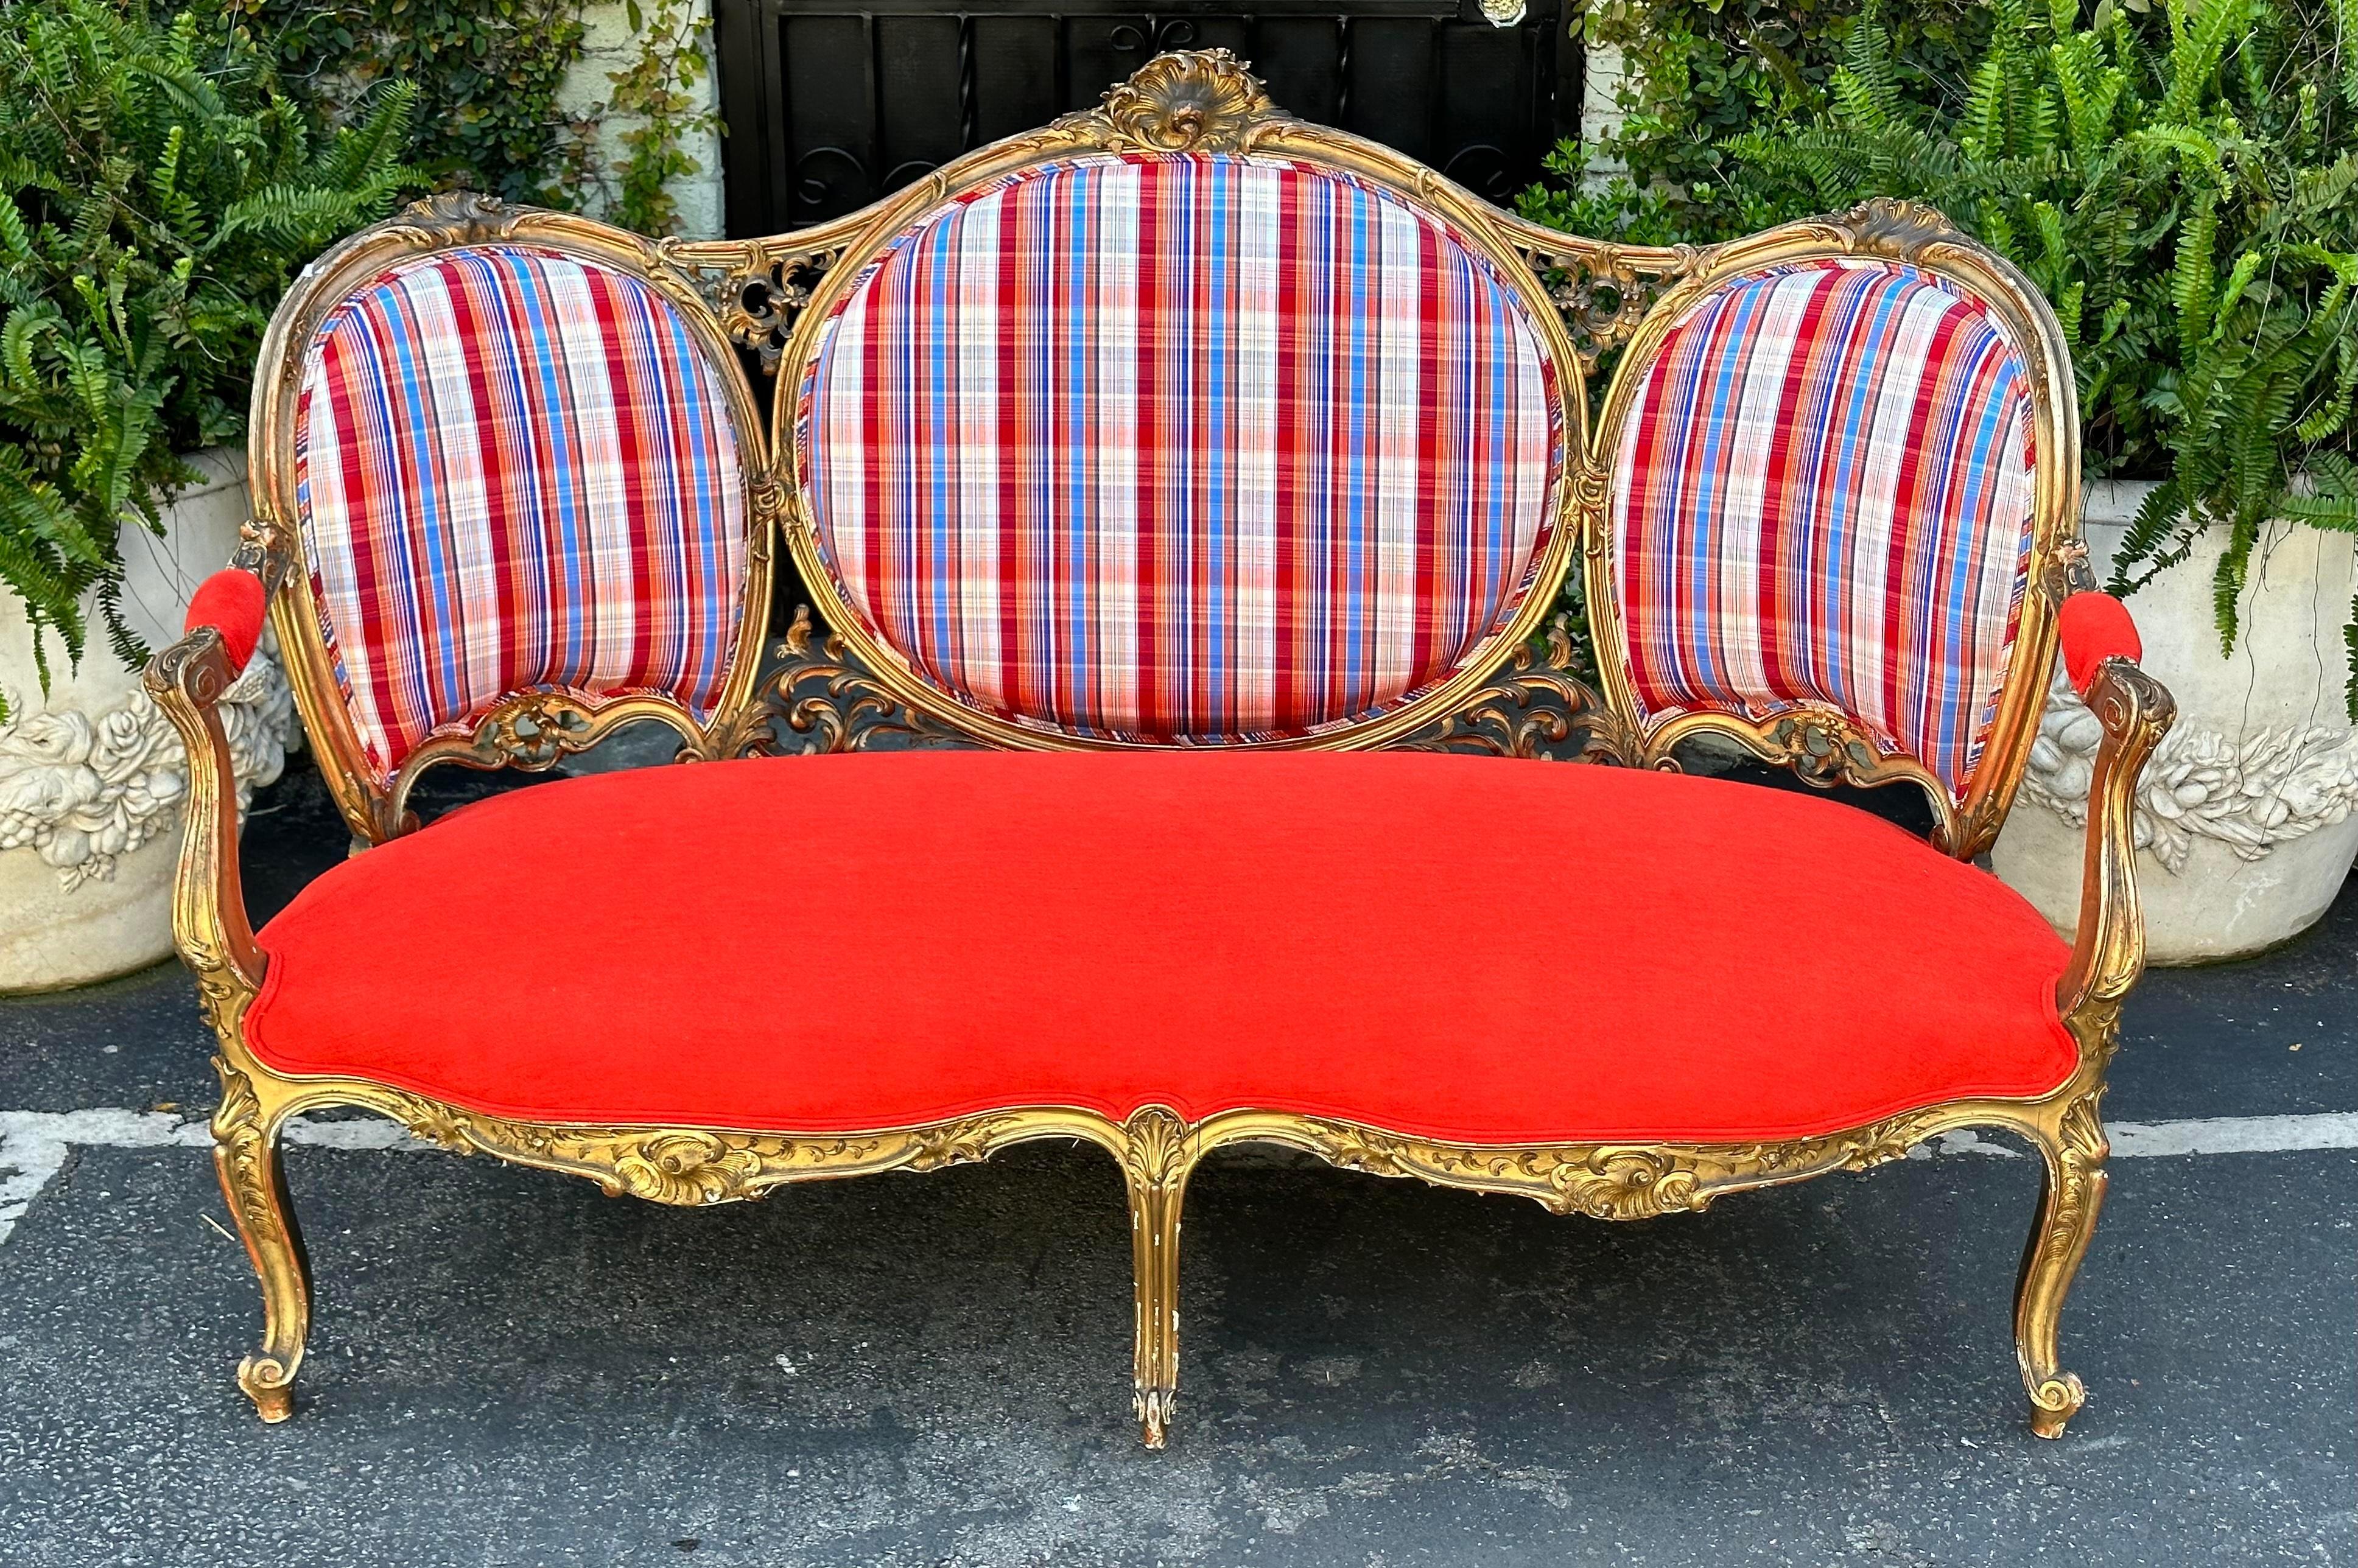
0, 450, 301, 993
1993, 480, 2358, 963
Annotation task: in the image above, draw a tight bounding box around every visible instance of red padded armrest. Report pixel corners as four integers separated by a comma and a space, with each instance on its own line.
2057, 591, 2141, 698
183, 569, 268, 676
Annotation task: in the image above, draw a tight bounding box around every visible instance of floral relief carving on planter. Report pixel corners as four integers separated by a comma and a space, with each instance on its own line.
0, 639, 299, 889
2019, 665, 2358, 872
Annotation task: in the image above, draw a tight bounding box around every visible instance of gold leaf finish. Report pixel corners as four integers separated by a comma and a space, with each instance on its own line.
208, 1058, 307, 1422
1396, 615, 1633, 761
737, 606, 976, 755
1084, 49, 1282, 153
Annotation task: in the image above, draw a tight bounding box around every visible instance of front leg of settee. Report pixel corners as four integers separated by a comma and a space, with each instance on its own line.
2010, 589, 2174, 1439
147, 553, 315, 1423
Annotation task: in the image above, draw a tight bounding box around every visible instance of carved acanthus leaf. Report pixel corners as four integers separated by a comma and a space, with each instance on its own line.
371, 1092, 1033, 1205
1509, 240, 1708, 373
675, 245, 845, 377
1068, 50, 1286, 153
209, 1058, 278, 1208
1397, 614, 1630, 761
458, 691, 600, 769
736, 606, 975, 756
389, 191, 522, 248
1833, 197, 1970, 261
1762, 707, 1891, 789
1288, 1110, 1946, 1220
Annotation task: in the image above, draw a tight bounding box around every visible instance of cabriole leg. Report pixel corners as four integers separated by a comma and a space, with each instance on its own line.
210, 1059, 313, 1423
2014, 1095, 2108, 1438
1120, 1108, 1196, 1449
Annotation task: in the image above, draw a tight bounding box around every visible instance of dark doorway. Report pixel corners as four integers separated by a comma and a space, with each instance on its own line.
711, 0, 1578, 236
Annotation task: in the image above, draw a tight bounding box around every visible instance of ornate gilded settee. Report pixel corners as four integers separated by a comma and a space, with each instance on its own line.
151, 52, 2174, 1449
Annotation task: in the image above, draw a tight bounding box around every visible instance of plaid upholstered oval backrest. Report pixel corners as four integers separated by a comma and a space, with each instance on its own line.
1601, 256, 2042, 807
288, 242, 753, 785
792, 151, 1568, 745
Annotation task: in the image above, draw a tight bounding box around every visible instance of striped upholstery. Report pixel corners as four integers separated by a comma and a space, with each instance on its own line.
294, 244, 749, 781
1607, 258, 2038, 799
796, 152, 1564, 744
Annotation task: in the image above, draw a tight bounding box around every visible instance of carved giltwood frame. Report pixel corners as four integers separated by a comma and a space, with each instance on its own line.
725, 52, 1605, 755
1576, 201, 2089, 859
154, 51, 2176, 1449
244, 193, 786, 848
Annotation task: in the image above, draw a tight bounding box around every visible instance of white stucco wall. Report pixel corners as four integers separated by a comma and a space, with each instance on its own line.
1580, 41, 1628, 178
560, 0, 728, 239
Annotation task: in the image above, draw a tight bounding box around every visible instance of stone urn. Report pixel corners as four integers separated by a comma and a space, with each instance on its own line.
0, 450, 301, 993
1993, 481, 2358, 963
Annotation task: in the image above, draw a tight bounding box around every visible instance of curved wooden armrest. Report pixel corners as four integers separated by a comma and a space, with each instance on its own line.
144, 615, 267, 1009
181, 567, 270, 677
2055, 655, 2176, 1021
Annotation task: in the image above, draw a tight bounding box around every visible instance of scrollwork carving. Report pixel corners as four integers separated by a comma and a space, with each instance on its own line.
210, 1060, 268, 1194
1831, 197, 1971, 262
369, 1091, 1033, 1206
1763, 707, 1891, 789
1302, 1127, 1714, 1220
1274, 1109, 1947, 1221
1076, 49, 1285, 153
1507, 238, 1708, 373
385, 191, 524, 250
737, 606, 975, 755
752, 604, 1637, 761
676, 245, 845, 377
457, 691, 599, 769
1397, 614, 1630, 761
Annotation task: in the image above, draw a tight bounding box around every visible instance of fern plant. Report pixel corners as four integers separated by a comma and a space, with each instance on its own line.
1722, 0, 2358, 710
0, 0, 416, 719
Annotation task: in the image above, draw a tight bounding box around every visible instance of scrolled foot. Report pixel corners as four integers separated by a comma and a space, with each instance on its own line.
212, 1060, 314, 1426
1134, 1386, 1174, 1449
2025, 1371, 2085, 1440
2013, 1094, 2107, 1443
240, 1356, 297, 1423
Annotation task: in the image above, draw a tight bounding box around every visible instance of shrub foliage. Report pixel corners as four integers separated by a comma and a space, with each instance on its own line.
0, 0, 414, 710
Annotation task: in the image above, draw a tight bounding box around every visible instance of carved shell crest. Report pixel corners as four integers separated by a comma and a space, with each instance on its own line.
1087, 51, 1284, 153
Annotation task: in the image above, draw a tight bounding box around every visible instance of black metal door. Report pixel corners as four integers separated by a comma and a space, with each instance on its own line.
711, 0, 1577, 236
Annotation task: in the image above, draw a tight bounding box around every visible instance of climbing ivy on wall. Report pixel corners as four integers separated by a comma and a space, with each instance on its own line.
226, 0, 592, 206
601, 0, 721, 236
223, 0, 719, 234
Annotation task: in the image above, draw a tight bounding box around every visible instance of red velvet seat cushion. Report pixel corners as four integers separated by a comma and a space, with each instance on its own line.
247, 752, 2078, 1144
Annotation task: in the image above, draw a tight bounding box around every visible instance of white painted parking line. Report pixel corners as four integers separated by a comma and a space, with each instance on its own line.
2109, 1113, 2358, 1158
2, 1107, 2354, 1245
0, 1109, 431, 1244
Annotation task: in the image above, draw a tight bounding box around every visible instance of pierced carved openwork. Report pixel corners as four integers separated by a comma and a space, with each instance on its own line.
737, 606, 1635, 762
670, 241, 849, 377
735, 606, 976, 755
1396, 615, 1632, 762
1496, 220, 1713, 376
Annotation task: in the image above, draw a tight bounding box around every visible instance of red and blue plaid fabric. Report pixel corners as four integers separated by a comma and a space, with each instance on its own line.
294, 244, 748, 781
796, 152, 1564, 743
1607, 257, 2037, 799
